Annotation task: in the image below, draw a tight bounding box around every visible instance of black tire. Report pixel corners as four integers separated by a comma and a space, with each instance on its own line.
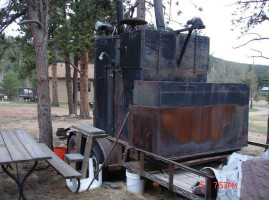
90, 145, 104, 178
67, 134, 104, 179
67, 134, 76, 154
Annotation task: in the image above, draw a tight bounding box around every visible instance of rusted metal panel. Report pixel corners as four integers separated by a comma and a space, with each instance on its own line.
129, 104, 248, 159
95, 138, 118, 166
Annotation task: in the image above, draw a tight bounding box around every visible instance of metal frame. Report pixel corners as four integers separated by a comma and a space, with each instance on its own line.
1, 161, 38, 200
121, 145, 216, 199
104, 133, 269, 199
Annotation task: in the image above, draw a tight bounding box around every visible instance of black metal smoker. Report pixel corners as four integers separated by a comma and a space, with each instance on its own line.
67, 1, 253, 199
93, 1, 249, 160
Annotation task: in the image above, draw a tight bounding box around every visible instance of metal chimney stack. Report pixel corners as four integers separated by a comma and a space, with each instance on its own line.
153, 0, 165, 30
116, 0, 124, 34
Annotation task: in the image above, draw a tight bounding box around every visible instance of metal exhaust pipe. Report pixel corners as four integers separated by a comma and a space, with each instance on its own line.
153, 0, 165, 31
116, 0, 124, 34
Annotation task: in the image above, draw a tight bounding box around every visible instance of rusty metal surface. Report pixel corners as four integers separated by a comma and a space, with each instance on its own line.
129, 104, 248, 158
179, 155, 229, 166
95, 138, 118, 166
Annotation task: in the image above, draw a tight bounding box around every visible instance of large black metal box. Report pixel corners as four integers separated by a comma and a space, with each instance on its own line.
120, 29, 210, 82
133, 81, 250, 107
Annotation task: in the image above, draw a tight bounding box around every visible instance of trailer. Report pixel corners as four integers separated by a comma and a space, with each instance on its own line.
18, 87, 37, 101
62, 1, 268, 199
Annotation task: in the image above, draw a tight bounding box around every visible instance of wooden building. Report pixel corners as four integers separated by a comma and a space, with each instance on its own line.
48, 62, 94, 104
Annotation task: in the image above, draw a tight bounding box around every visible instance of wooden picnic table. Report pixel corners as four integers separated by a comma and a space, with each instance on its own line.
0, 130, 52, 200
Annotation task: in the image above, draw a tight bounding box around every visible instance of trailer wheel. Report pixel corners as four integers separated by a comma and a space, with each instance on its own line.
68, 134, 105, 178
68, 134, 76, 154
90, 145, 104, 177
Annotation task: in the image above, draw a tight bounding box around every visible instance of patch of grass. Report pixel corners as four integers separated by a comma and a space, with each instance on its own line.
249, 115, 268, 121
0, 101, 37, 107
248, 123, 267, 135
249, 108, 259, 112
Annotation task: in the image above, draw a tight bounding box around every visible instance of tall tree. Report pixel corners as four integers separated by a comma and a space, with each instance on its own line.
80, 51, 89, 118
63, 4, 75, 115
25, 0, 53, 149
73, 56, 79, 115
233, 0, 269, 59
51, 48, 59, 107
232, 0, 269, 144
68, 0, 115, 118
0, 0, 53, 149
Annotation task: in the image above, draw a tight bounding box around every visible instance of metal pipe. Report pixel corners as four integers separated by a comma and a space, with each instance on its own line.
116, 0, 124, 34
86, 112, 130, 191
153, 0, 165, 31
177, 29, 193, 67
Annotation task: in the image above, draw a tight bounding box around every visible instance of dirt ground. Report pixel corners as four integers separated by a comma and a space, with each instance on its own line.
0, 102, 267, 200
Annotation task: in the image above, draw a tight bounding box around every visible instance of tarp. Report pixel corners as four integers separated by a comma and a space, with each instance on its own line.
204, 150, 269, 200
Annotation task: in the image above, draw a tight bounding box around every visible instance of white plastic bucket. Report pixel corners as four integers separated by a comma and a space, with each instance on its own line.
126, 169, 145, 194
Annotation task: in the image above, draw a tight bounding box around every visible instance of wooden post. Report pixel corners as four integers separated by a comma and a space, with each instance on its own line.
81, 137, 93, 178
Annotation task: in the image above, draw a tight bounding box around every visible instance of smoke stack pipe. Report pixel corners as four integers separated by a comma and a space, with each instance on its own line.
116, 0, 124, 22
153, 0, 165, 31
116, 0, 124, 34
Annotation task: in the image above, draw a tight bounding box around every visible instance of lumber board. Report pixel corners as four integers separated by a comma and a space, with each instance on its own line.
39, 143, 81, 179
14, 130, 51, 160
0, 133, 12, 164
0, 130, 32, 163
65, 153, 84, 162
81, 137, 93, 178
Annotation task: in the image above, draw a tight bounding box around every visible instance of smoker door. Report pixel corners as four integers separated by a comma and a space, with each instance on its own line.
132, 115, 153, 152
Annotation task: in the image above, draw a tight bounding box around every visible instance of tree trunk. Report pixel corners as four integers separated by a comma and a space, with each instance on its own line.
80, 51, 90, 118
73, 57, 79, 115
267, 108, 269, 145
27, 0, 53, 149
250, 60, 255, 109
51, 49, 59, 107
65, 52, 75, 115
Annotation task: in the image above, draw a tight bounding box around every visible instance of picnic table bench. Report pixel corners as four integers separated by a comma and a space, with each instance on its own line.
0, 129, 81, 199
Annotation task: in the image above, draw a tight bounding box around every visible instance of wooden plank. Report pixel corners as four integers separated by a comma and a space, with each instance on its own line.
103, 181, 121, 189
0, 130, 32, 163
81, 137, 93, 178
65, 154, 84, 162
71, 124, 106, 137
14, 130, 51, 160
39, 143, 81, 179
0, 133, 12, 164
